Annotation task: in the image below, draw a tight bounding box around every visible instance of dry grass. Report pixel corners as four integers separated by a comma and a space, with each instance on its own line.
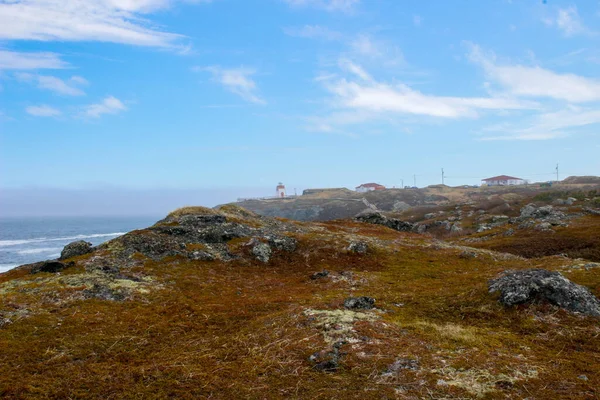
0, 215, 599, 399
166, 206, 217, 218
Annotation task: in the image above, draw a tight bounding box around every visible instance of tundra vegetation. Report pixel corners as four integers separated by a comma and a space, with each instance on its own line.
1, 191, 599, 399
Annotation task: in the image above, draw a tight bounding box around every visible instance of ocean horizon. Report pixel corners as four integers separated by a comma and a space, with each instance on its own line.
0, 215, 161, 273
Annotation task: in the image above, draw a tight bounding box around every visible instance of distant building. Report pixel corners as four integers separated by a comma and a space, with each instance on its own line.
276, 182, 286, 198
481, 175, 525, 186
356, 183, 386, 192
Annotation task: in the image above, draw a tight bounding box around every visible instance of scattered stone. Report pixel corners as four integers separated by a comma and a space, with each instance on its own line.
449, 222, 462, 233
84, 256, 120, 275
251, 242, 272, 263
584, 263, 600, 270
477, 224, 491, 233
347, 241, 368, 254
268, 236, 297, 252
311, 270, 330, 280
424, 213, 436, 220
60, 240, 93, 260
578, 375, 588, 381
504, 228, 515, 236
190, 251, 215, 261
489, 269, 600, 316
344, 296, 375, 310
535, 222, 553, 231
416, 224, 428, 234
382, 358, 419, 376
583, 207, 600, 216
30, 260, 70, 274
309, 341, 346, 372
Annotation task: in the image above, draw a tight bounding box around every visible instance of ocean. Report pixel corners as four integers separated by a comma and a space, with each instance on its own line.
0, 216, 160, 273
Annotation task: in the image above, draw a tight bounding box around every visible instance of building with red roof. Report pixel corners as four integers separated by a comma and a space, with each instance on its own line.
481, 175, 525, 186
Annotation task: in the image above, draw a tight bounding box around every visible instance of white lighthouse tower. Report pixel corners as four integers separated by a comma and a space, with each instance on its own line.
276, 182, 286, 198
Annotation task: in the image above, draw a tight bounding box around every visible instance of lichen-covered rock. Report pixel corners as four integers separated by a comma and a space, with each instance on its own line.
489, 269, 600, 316
60, 240, 93, 260
343, 296, 375, 310
347, 241, 368, 254
267, 235, 297, 252
382, 358, 419, 376
252, 242, 272, 263
309, 341, 346, 372
355, 210, 414, 232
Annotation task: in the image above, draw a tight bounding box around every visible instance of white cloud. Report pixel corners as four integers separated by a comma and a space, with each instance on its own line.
283, 0, 359, 12
16, 73, 87, 96
467, 43, 600, 103
201, 66, 266, 104
82, 96, 127, 118
283, 25, 342, 41
0, 50, 68, 70
413, 15, 422, 27
542, 6, 591, 37
26, 105, 62, 117
0, 0, 207, 49
306, 60, 536, 135
348, 34, 405, 67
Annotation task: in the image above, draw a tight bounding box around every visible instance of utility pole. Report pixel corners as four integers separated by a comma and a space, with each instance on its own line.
441, 168, 445, 185
413, 174, 416, 188
556, 163, 559, 182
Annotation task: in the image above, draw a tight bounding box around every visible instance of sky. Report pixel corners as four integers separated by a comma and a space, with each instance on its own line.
1, 0, 600, 216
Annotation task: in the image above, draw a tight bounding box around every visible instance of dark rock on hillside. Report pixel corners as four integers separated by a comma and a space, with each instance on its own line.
310, 270, 330, 280
355, 210, 414, 232
267, 235, 297, 252
489, 269, 600, 316
30, 260, 70, 274
309, 340, 346, 372
344, 296, 375, 310
60, 240, 93, 260
347, 241, 368, 254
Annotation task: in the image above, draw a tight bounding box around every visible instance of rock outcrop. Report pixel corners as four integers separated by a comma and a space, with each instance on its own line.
60, 240, 93, 260
489, 269, 600, 316
355, 210, 414, 232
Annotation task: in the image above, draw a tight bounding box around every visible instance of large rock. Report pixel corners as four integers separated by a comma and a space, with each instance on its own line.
489, 269, 600, 316
355, 210, 414, 232
60, 240, 93, 260
344, 296, 375, 310
30, 260, 70, 274
252, 242, 272, 263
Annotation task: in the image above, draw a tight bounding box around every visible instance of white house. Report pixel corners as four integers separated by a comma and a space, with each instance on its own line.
355, 183, 386, 192
481, 175, 526, 186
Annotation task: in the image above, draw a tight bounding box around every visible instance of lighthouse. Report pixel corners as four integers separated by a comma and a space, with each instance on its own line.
276, 183, 286, 198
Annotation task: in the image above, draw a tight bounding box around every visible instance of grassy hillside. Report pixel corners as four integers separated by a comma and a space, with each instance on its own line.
1, 205, 599, 398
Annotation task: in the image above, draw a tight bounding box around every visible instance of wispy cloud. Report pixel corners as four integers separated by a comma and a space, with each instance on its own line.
306, 59, 535, 134
0, 49, 68, 70
480, 107, 600, 141
0, 0, 210, 49
199, 66, 266, 104
82, 96, 127, 118
542, 6, 593, 37
283, 25, 342, 41
15, 73, 88, 96
467, 43, 600, 103
26, 105, 62, 117
283, 0, 360, 13
348, 34, 405, 67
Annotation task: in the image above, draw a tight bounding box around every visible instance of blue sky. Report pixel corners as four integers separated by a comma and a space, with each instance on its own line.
1, 0, 600, 215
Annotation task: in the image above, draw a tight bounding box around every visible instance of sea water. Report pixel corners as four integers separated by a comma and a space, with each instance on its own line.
0, 216, 160, 273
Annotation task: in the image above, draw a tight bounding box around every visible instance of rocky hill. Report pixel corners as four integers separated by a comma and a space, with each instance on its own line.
229, 176, 600, 222
1, 203, 599, 398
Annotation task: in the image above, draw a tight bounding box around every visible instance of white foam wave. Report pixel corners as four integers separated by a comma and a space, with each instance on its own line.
0, 232, 126, 247
0, 264, 18, 273
16, 247, 62, 255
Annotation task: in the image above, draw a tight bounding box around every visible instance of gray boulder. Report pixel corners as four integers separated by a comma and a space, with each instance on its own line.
60, 240, 93, 260
489, 269, 600, 316
344, 296, 375, 310
347, 241, 368, 254
268, 235, 297, 252
252, 242, 272, 263
355, 210, 414, 232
